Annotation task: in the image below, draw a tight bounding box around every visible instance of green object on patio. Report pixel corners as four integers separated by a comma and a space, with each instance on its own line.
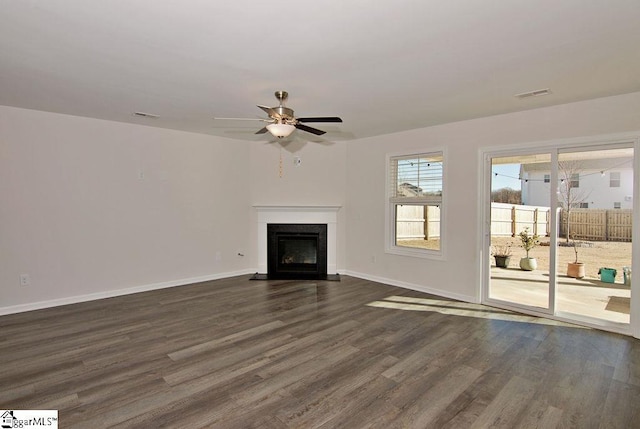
598, 267, 617, 283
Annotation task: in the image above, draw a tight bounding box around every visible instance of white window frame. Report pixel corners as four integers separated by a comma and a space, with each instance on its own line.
610, 171, 621, 188
570, 173, 580, 188
385, 148, 446, 260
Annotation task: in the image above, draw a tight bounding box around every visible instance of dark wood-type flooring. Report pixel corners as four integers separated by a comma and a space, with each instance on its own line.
1, 275, 639, 428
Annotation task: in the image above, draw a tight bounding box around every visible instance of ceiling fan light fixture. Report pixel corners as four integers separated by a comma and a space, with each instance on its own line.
266, 123, 295, 138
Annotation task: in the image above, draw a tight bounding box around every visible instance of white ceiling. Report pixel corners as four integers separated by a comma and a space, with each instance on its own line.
2, 0, 640, 142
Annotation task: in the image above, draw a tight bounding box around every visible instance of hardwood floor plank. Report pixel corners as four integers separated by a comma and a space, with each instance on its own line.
512, 400, 563, 429
613, 339, 640, 387
233, 344, 361, 407
470, 375, 537, 428
274, 354, 399, 427
167, 319, 287, 361
313, 375, 400, 428
391, 365, 483, 428
163, 333, 295, 386
381, 330, 461, 382
599, 379, 640, 428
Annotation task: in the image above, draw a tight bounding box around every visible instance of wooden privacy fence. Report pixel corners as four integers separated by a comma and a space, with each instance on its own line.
559, 209, 632, 242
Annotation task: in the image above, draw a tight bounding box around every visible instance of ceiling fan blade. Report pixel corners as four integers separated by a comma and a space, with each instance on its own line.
297, 117, 342, 123
295, 123, 326, 136
255, 127, 268, 134
257, 105, 281, 118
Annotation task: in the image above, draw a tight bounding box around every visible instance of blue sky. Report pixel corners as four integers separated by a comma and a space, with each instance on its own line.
492, 164, 521, 191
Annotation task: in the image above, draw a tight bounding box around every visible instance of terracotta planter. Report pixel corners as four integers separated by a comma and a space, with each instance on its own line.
494, 256, 511, 268
567, 262, 585, 279
519, 257, 537, 271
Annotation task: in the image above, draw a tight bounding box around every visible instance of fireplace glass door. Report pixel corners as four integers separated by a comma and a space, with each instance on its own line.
267, 223, 328, 279
277, 235, 319, 274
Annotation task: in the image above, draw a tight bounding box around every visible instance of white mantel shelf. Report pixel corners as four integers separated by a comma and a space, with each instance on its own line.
253, 205, 341, 211
254, 205, 341, 275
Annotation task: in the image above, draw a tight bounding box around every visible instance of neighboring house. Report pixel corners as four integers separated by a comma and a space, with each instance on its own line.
398, 182, 423, 197
520, 157, 633, 209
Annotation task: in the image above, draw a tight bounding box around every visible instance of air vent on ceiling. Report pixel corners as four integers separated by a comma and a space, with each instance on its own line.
514, 88, 551, 99
133, 111, 160, 119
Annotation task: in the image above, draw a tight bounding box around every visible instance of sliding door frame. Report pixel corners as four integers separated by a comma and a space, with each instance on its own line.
481, 148, 557, 315
478, 132, 640, 337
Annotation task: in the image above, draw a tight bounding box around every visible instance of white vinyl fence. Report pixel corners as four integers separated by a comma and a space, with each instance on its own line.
491, 203, 550, 237
396, 205, 440, 240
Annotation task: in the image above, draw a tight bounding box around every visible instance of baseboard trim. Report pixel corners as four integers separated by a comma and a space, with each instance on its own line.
0, 269, 255, 316
342, 270, 478, 304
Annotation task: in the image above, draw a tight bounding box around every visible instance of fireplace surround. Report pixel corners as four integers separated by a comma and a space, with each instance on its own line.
254, 206, 340, 280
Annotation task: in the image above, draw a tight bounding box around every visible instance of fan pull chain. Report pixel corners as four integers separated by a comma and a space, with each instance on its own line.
279, 149, 283, 178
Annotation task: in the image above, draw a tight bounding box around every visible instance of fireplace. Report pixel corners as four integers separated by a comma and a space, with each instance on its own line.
267, 224, 327, 279
253, 206, 341, 281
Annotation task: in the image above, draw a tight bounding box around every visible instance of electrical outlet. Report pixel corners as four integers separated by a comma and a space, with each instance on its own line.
215, 251, 222, 261
20, 274, 31, 286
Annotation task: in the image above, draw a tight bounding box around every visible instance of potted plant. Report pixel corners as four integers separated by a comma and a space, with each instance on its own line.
491, 244, 512, 268
518, 227, 540, 271
567, 234, 585, 278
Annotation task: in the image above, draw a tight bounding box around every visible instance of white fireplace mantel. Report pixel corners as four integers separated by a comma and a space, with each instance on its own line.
254, 205, 340, 275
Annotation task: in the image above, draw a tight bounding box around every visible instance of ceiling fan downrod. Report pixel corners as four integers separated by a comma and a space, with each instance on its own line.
272, 91, 294, 121
274, 91, 288, 106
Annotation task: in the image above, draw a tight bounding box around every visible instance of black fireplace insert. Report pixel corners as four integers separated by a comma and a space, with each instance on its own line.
267, 223, 327, 280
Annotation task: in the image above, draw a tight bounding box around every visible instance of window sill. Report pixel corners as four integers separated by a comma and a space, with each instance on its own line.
385, 245, 445, 261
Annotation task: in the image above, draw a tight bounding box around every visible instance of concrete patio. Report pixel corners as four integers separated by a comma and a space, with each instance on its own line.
490, 267, 630, 325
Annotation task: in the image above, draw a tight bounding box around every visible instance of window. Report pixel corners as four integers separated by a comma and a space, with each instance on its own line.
614, 202, 622, 209
610, 172, 621, 187
570, 173, 579, 188
387, 151, 444, 257
579, 202, 589, 208
544, 174, 550, 183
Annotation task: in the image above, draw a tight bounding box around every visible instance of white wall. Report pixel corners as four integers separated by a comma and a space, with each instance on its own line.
0, 106, 252, 312
345, 91, 640, 303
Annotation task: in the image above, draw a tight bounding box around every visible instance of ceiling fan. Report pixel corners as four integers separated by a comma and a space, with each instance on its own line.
214, 91, 342, 138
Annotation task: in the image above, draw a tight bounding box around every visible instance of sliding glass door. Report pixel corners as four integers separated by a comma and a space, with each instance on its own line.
554, 146, 633, 325
484, 142, 634, 330
487, 152, 553, 313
